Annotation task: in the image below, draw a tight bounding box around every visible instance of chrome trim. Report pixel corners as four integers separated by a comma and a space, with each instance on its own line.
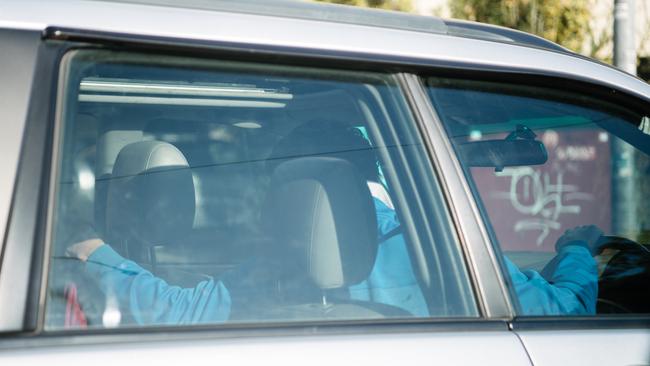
78, 94, 287, 108
399, 73, 514, 319
79, 79, 293, 100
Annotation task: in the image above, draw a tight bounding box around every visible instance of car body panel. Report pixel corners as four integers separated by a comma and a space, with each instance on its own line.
0, 29, 40, 251
0, 330, 531, 365
517, 329, 650, 365
0, 0, 648, 101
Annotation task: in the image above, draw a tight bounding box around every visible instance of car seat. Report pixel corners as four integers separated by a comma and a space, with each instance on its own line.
258, 156, 411, 320
102, 140, 196, 271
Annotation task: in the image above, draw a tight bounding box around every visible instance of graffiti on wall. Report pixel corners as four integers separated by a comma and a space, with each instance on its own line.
471, 129, 612, 252
494, 167, 592, 246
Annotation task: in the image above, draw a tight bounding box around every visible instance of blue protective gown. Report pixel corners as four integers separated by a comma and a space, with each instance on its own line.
345, 199, 429, 316
85, 198, 598, 325
86, 245, 231, 325
504, 246, 598, 315
348, 199, 598, 316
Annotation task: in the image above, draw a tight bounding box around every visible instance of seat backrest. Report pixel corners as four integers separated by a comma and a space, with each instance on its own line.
256, 156, 417, 319
265, 157, 378, 290
102, 140, 195, 253
143, 118, 263, 231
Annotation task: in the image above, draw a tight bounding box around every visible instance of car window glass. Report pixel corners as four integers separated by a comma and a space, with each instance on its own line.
44, 50, 478, 330
426, 77, 650, 316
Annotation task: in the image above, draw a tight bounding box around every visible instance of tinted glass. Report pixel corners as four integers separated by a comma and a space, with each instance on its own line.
44, 51, 477, 330
427, 78, 650, 316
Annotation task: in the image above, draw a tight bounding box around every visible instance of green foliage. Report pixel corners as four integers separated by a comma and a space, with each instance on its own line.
314, 0, 412, 12
449, 0, 591, 53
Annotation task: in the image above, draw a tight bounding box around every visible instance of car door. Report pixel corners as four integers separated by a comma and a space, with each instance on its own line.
419, 72, 650, 365
0, 28, 532, 365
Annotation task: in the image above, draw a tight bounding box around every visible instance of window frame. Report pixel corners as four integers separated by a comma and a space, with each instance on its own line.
8, 35, 489, 337
48, 48, 479, 325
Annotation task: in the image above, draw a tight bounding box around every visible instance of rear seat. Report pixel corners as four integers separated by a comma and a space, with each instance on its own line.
142, 118, 268, 282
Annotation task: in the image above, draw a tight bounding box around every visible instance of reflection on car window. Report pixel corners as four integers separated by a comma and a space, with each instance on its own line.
427, 78, 650, 316
44, 51, 478, 330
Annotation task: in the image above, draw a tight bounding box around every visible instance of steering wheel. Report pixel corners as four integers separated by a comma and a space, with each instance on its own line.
595, 235, 650, 314
595, 235, 650, 255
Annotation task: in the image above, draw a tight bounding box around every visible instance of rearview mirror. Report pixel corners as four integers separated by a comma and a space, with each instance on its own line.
458, 139, 548, 170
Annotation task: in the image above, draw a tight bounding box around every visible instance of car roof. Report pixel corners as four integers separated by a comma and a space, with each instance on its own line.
1, 0, 649, 102
87, 0, 569, 53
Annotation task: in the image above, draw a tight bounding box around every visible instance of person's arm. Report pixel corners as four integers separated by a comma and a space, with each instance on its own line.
505, 225, 600, 316
350, 197, 428, 317
70, 241, 231, 325
373, 196, 399, 237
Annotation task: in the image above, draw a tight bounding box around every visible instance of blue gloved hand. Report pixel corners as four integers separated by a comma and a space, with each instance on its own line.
555, 225, 604, 255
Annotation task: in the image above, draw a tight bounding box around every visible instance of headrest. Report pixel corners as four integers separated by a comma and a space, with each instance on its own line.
266, 157, 378, 289
104, 140, 195, 245
267, 120, 380, 183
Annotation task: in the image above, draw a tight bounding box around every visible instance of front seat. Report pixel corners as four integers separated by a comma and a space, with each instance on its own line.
261, 156, 411, 320
102, 140, 195, 267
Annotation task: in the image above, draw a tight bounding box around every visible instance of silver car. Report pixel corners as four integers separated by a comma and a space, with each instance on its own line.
1, 1, 649, 365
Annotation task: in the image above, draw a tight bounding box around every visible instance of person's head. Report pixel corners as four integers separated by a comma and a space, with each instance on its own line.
268, 119, 380, 182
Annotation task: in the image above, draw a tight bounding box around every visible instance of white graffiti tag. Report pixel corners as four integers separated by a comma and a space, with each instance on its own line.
493, 167, 593, 246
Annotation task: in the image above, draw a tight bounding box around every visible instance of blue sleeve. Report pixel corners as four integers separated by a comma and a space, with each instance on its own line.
85, 245, 231, 325
348, 198, 429, 317
505, 245, 598, 315
374, 198, 400, 236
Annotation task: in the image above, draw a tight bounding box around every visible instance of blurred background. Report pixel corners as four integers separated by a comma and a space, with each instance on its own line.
313, 0, 650, 81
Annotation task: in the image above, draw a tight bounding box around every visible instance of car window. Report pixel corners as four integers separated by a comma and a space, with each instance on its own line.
44, 50, 477, 330
426, 77, 650, 316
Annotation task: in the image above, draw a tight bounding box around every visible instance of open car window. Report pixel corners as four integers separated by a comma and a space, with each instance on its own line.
44, 50, 478, 330
426, 77, 650, 316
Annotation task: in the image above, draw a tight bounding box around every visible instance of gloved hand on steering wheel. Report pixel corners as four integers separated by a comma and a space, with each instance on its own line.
555, 225, 604, 256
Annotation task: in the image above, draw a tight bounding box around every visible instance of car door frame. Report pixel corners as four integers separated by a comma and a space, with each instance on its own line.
406, 68, 650, 366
